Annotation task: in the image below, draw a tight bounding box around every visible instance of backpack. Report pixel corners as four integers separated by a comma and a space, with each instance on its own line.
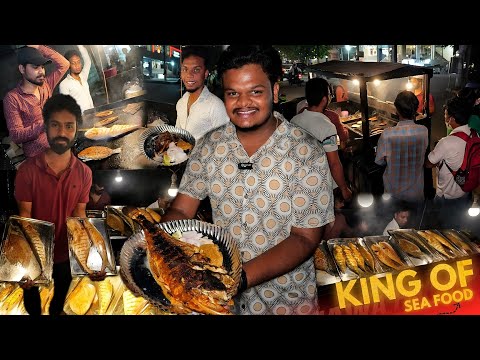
444, 128, 480, 192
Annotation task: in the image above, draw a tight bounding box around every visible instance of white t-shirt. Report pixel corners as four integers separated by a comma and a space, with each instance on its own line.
291, 109, 338, 152
175, 86, 229, 141
428, 125, 470, 199
59, 45, 94, 113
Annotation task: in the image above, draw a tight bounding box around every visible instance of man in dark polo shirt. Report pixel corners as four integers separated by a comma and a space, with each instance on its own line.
14, 94, 92, 315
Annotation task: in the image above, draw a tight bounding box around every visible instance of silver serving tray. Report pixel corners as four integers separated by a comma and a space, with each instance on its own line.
0, 215, 55, 285
138, 125, 195, 166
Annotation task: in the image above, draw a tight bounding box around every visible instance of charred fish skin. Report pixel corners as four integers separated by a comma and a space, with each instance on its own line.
141, 218, 232, 315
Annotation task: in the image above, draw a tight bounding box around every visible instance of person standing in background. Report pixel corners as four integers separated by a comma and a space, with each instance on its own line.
382, 203, 411, 235
14, 94, 96, 315
3, 45, 69, 158
59, 45, 94, 113
291, 77, 352, 202
410, 76, 435, 116
175, 46, 229, 141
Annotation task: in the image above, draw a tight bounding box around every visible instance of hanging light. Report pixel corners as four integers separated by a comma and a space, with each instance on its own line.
468, 194, 479, 217
114, 170, 123, 183
168, 171, 178, 197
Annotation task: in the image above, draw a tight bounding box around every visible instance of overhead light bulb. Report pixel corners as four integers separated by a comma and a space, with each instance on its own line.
168, 172, 178, 197
357, 193, 374, 208
468, 196, 479, 217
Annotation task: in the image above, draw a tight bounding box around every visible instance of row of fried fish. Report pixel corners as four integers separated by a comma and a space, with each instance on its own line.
331, 242, 377, 276
1, 219, 48, 283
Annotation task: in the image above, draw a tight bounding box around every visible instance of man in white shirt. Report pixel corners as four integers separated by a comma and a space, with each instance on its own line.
425, 96, 472, 228
175, 46, 229, 141
383, 205, 410, 235
59, 45, 94, 113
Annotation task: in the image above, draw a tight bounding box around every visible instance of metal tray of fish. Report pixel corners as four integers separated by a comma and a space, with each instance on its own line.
314, 240, 341, 286
363, 235, 414, 273
66, 217, 117, 277
388, 229, 442, 264
0, 215, 55, 285
413, 229, 467, 260
120, 219, 242, 314
458, 230, 480, 246
105, 205, 162, 239
327, 238, 381, 282
437, 229, 480, 255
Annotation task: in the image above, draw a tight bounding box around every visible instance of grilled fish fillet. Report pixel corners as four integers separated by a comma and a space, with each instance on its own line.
378, 241, 404, 266
94, 115, 118, 127
417, 230, 452, 258
4, 230, 42, 280
95, 110, 114, 117
371, 243, 403, 270
397, 238, 424, 258
78, 146, 121, 161
333, 244, 347, 273
122, 290, 148, 315
68, 277, 96, 315
16, 219, 47, 271
314, 247, 330, 273
441, 230, 473, 254
358, 244, 376, 272
348, 242, 366, 272
96, 279, 114, 315
67, 218, 93, 274
84, 124, 139, 140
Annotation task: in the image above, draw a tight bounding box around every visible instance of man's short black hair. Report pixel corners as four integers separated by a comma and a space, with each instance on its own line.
305, 77, 331, 107
64, 49, 81, 62
394, 90, 419, 119
181, 46, 209, 69
216, 45, 282, 90
43, 94, 82, 126
444, 95, 472, 125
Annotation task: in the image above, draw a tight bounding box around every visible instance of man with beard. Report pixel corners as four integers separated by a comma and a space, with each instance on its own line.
161, 45, 334, 315
175, 46, 229, 141
13, 94, 99, 315
59, 45, 94, 113
3, 45, 69, 158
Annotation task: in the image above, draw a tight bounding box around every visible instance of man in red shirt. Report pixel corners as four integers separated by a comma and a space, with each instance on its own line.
3, 45, 69, 158
14, 94, 93, 315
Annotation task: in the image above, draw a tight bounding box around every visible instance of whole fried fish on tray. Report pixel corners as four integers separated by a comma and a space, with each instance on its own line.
439, 229, 479, 254
0, 216, 54, 285
415, 229, 467, 260
388, 229, 439, 265
314, 241, 341, 286
120, 218, 241, 315
77, 146, 121, 161
364, 236, 413, 273
66, 217, 116, 276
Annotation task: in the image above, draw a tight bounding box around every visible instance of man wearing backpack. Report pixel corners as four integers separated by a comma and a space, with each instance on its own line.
425, 96, 474, 228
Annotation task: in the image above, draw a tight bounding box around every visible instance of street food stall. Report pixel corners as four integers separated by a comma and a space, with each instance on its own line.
306, 60, 434, 195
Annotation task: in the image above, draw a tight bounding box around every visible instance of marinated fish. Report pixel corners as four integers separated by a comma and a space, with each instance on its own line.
67, 277, 96, 315
0, 286, 24, 314
417, 230, 453, 258
123, 289, 148, 315
441, 230, 473, 254
82, 220, 109, 272
0, 283, 15, 302
96, 278, 114, 315
358, 244, 376, 272
3, 230, 42, 280
84, 124, 140, 140
371, 243, 403, 270
78, 146, 121, 161
397, 238, 424, 258
39, 283, 54, 315
333, 244, 347, 273
141, 218, 234, 315
378, 241, 404, 266
348, 242, 367, 272
95, 110, 114, 117
94, 115, 118, 127
314, 247, 330, 273
123, 206, 156, 224
123, 102, 143, 115
67, 218, 93, 274
16, 219, 47, 271
424, 230, 457, 252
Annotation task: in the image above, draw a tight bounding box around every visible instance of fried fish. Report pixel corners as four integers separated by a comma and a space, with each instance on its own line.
77, 146, 121, 161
